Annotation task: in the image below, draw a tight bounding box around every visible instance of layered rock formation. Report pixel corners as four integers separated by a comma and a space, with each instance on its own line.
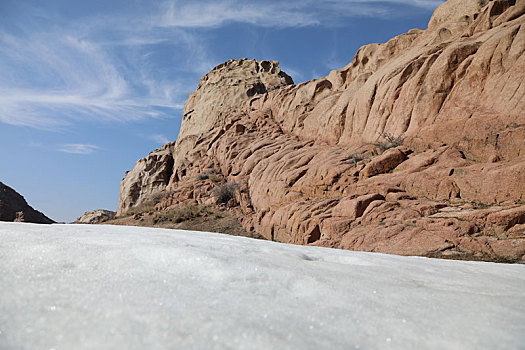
0, 182, 54, 224
75, 209, 115, 224
118, 0, 525, 262
117, 59, 293, 213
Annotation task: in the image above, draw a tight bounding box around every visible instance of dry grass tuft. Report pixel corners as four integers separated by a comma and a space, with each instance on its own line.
147, 203, 218, 225
124, 191, 176, 217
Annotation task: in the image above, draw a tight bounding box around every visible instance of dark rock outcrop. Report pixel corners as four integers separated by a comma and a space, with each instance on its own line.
0, 182, 54, 224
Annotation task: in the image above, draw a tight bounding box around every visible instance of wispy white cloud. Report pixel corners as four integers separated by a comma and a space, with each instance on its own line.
161, 2, 318, 28
146, 134, 171, 145
0, 20, 187, 129
0, 0, 443, 130
58, 144, 100, 155
160, 0, 445, 28
280, 65, 303, 82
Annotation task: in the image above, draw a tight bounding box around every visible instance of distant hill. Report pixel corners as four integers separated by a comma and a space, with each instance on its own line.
0, 182, 54, 224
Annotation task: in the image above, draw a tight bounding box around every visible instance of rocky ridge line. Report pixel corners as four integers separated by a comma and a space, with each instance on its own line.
117, 0, 525, 262
0, 182, 54, 224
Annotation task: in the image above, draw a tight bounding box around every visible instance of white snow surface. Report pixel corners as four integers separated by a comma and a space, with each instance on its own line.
1, 223, 524, 350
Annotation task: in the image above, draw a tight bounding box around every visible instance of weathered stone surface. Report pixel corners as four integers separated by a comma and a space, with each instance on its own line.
118, 0, 525, 262
117, 59, 293, 216
332, 194, 385, 219
0, 182, 54, 224
252, 0, 525, 162
74, 209, 115, 224
117, 143, 175, 215
360, 147, 410, 178
179, 59, 293, 140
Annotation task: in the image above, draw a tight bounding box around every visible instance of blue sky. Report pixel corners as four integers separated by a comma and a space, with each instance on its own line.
0, 0, 443, 222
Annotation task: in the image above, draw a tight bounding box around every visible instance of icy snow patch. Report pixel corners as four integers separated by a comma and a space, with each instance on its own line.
0, 222, 524, 349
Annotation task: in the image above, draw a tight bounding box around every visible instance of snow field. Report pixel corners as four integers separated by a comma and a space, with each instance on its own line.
0, 222, 524, 349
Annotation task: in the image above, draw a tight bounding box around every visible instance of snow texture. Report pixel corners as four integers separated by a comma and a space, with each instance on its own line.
0, 222, 524, 350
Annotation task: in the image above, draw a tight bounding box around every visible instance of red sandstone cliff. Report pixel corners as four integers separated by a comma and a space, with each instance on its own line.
117, 0, 525, 262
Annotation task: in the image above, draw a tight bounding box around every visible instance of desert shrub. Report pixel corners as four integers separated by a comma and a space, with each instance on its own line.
195, 173, 208, 181
195, 170, 216, 181
124, 191, 176, 217
126, 202, 156, 216
345, 153, 365, 166
213, 182, 239, 204
149, 191, 168, 204
150, 203, 209, 224
208, 173, 222, 183
374, 132, 405, 152
471, 201, 492, 210
242, 181, 253, 208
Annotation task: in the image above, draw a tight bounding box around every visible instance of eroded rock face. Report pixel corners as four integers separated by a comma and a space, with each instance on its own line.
118, 143, 175, 215
253, 0, 525, 163
117, 59, 293, 215
179, 59, 293, 140
74, 210, 115, 224
0, 182, 54, 224
118, 0, 525, 262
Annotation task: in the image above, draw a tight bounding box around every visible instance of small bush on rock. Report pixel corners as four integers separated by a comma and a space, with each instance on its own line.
213, 182, 239, 205
126, 202, 156, 216
345, 153, 365, 166
150, 203, 209, 224
375, 132, 405, 152
124, 191, 176, 217
195, 170, 216, 181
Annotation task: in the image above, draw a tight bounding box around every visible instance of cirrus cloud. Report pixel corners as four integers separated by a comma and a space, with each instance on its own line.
58, 144, 100, 155
0, 0, 444, 130
160, 0, 445, 28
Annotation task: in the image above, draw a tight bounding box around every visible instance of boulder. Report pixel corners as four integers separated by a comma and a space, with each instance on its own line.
360, 147, 410, 178
332, 194, 385, 219
75, 210, 116, 224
